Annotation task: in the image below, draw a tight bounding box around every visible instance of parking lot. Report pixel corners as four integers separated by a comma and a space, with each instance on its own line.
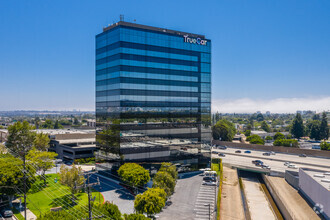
158, 172, 217, 220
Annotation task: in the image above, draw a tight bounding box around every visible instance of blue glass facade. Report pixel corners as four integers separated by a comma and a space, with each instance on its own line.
95, 22, 211, 173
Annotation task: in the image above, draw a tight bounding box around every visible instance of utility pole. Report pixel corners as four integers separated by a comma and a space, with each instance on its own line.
23, 153, 27, 220
75, 172, 102, 220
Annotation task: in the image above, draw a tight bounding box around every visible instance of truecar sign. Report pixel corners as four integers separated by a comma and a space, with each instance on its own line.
183, 35, 207, 46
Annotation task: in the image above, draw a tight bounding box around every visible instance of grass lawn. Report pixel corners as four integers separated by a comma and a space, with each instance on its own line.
26, 174, 104, 217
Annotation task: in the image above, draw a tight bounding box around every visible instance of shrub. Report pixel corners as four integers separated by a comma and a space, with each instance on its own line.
273, 139, 299, 147
246, 135, 265, 145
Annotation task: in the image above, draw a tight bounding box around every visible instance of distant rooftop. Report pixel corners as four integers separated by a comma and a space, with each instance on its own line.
35, 129, 95, 135
102, 21, 207, 39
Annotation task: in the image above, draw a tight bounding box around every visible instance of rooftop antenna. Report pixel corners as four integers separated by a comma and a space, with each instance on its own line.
120, 14, 124, 21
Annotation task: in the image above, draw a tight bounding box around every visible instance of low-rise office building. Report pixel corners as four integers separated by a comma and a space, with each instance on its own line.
299, 168, 330, 219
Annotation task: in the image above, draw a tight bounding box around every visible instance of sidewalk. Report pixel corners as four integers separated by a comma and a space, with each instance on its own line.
12, 201, 37, 220
220, 166, 245, 220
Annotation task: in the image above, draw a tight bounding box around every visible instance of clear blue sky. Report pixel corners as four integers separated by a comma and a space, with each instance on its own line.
1, 0, 330, 112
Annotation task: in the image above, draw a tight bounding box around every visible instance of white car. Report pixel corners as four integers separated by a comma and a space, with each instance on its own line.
284, 162, 290, 166
288, 164, 298, 169
270, 151, 276, 155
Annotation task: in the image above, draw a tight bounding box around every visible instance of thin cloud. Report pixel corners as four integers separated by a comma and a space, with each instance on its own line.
212, 96, 330, 113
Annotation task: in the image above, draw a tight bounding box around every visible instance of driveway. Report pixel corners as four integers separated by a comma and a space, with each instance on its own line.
89, 174, 135, 214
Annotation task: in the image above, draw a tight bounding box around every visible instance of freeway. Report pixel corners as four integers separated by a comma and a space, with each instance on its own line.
212, 147, 330, 173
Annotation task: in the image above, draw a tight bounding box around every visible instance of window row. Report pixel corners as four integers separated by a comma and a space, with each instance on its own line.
96, 89, 200, 97
96, 59, 198, 72
96, 53, 199, 67
96, 47, 199, 62
96, 95, 199, 102
96, 71, 198, 82
96, 65, 200, 78
96, 83, 199, 92
96, 101, 202, 108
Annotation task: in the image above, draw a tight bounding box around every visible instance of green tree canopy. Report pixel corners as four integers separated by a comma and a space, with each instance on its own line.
6, 121, 36, 157
33, 132, 50, 151
41, 119, 54, 129
320, 112, 329, 140
256, 113, 264, 122
309, 120, 321, 140
27, 148, 57, 185
59, 164, 85, 204
158, 163, 178, 180
265, 136, 273, 141
134, 187, 166, 217
94, 201, 122, 220
212, 119, 236, 141
152, 171, 175, 197
54, 120, 64, 129
124, 213, 150, 220
274, 132, 285, 140
320, 141, 330, 151
261, 121, 271, 132
118, 163, 150, 189
290, 113, 304, 139
273, 139, 299, 147
38, 210, 76, 220
0, 154, 36, 206
246, 135, 265, 145
244, 130, 251, 137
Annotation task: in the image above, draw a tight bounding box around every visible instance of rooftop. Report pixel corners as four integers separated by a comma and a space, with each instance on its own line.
102, 21, 207, 39
302, 168, 330, 191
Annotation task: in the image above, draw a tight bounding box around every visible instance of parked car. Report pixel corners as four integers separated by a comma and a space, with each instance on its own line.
0, 208, 13, 218
244, 150, 251, 153
288, 164, 298, 169
284, 162, 290, 166
218, 153, 226, 157
263, 152, 271, 156
299, 154, 307, 157
235, 150, 241, 153
203, 181, 217, 186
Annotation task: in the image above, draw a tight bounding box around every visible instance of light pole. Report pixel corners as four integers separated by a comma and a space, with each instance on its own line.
204, 203, 211, 220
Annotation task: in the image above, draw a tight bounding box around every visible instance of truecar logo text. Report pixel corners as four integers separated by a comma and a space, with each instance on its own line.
183, 35, 207, 46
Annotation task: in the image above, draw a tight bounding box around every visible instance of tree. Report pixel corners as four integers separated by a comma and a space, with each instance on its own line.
256, 113, 264, 122
54, 120, 64, 129
134, 187, 166, 217
33, 132, 50, 151
152, 171, 175, 197
246, 124, 252, 131
212, 119, 236, 141
261, 121, 271, 132
244, 130, 251, 137
290, 113, 304, 139
6, 121, 36, 157
27, 148, 57, 185
265, 136, 273, 141
59, 164, 85, 204
159, 163, 178, 180
124, 213, 150, 220
118, 163, 150, 191
274, 132, 285, 140
274, 139, 299, 147
0, 143, 6, 154
38, 210, 76, 220
42, 119, 54, 129
94, 201, 122, 220
310, 120, 321, 140
320, 112, 329, 140
0, 154, 36, 207
246, 135, 265, 145
73, 117, 79, 125
320, 141, 330, 151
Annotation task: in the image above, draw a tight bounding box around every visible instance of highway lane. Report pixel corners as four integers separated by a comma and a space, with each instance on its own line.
213, 147, 330, 168
213, 152, 330, 173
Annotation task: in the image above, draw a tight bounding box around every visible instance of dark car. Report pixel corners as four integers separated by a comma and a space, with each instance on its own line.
299, 154, 307, 157
235, 150, 241, 153
244, 150, 251, 153
263, 152, 271, 156
255, 162, 263, 167
252, 160, 263, 164
218, 146, 227, 150
218, 153, 226, 157
211, 151, 218, 154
